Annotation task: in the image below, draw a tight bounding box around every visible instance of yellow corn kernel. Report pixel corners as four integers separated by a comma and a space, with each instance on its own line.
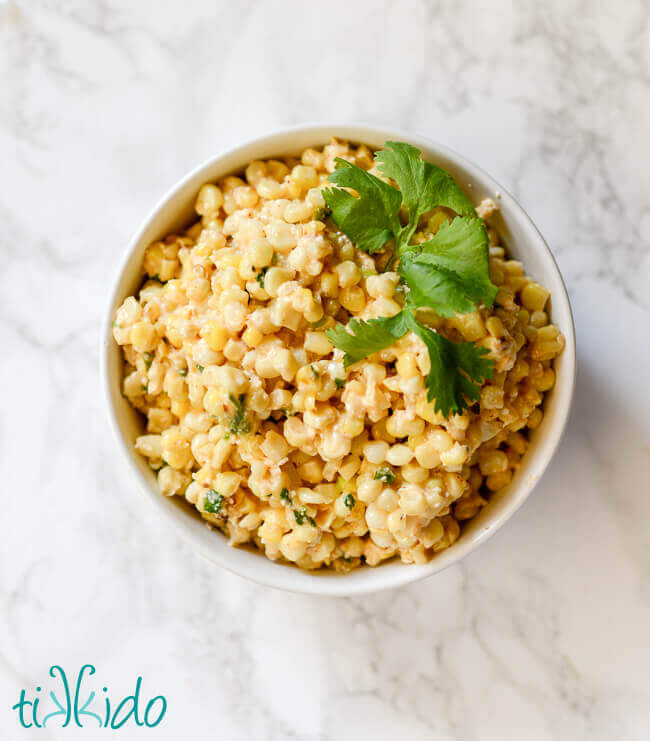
339, 286, 365, 314
320, 272, 339, 297
130, 321, 157, 353
415, 395, 445, 425
170, 398, 191, 418
342, 416, 365, 438
195, 184, 224, 217
304, 331, 332, 355
203, 387, 224, 416
485, 316, 504, 338
242, 326, 264, 348
521, 282, 550, 312
396, 352, 418, 379
428, 210, 451, 233
201, 320, 227, 352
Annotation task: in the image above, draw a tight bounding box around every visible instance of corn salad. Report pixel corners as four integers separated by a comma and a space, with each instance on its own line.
113, 141, 565, 571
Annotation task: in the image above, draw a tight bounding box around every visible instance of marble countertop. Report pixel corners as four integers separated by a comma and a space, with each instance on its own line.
2, 0, 650, 738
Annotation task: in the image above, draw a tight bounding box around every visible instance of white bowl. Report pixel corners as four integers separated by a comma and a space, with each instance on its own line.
101, 124, 576, 596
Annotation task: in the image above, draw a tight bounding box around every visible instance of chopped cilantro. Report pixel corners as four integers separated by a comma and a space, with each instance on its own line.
374, 467, 395, 484
312, 205, 331, 221
178, 368, 188, 377
310, 364, 320, 379
310, 316, 327, 329
195, 364, 204, 372
293, 507, 316, 527
323, 141, 497, 415
280, 488, 291, 503
150, 274, 164, 284
203, 489, 224, 514
255, 266, 269, 288
334, 377, 346, 389
344, 493, 356, 509
143, 351, 154, 369
228, 393, 250, 435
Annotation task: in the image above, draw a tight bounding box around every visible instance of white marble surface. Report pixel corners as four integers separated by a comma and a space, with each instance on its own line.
2, 0, 650, 738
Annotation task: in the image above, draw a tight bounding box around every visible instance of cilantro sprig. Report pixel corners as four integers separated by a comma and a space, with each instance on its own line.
323, 142, 497, 416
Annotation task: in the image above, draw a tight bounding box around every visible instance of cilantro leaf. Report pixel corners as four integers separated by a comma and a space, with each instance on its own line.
228, 393, 250, 435
376, 141, 476, 227
374, 467, 395, 484
326, 311, 411, 368
293, 507, 316, 527
255, 266, 268, 287
410, 319, 493, 416
399, 255, 477, 317
203, 489, 224, 514
323, 158, 402, 254
407, 217, 498, 312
